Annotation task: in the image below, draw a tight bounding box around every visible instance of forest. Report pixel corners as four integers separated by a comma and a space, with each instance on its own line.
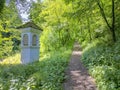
0, 0, 120, 90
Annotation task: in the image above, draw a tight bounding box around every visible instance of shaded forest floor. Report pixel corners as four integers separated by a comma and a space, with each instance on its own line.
63, 42, 97, 90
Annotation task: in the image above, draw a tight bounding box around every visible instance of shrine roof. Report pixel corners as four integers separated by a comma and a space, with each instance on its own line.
16, 21, 43, 31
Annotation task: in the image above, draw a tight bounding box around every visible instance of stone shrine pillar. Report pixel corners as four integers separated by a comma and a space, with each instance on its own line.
17, 22, 42, 64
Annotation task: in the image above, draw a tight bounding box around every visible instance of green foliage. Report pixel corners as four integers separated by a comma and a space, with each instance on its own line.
0, 28, 21, 59
81, 39, 120, 90
0, 1, 21, 59
64, 0, 120, 89
0, 47, 72, 90
30, 0, 74, 52
1, 40, 13, 56
0, 0, 5, 13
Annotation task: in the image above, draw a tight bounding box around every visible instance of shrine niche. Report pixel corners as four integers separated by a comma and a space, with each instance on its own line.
23, 34, 28, 46
17, 21, 42, 64
32, 34, 37, 46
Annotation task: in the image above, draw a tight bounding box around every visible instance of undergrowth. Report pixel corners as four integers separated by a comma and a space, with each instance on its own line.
81, 39, 120, 90
0, 47, 72, 90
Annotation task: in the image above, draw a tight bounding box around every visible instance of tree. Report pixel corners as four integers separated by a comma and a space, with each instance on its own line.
0, 0, 21, 59
0, 0, 5, 13
30, 0, 73, 51
96, 0, 116, 42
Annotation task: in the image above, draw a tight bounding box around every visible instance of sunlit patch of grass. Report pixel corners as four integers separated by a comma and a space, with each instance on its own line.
0, 53, 21, 65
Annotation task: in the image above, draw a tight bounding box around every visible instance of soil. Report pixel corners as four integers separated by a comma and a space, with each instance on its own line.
63, 42, 97, 90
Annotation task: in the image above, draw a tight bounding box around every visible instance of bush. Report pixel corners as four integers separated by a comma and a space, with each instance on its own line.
0, 40, 13, 60
81, 39, 120, 90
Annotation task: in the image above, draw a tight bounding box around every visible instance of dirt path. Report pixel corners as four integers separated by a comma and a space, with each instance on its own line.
63, 42, 97, 90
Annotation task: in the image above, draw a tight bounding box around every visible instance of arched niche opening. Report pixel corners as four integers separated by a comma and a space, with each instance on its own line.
32, 34, 37, 46
23, 34, 28, 46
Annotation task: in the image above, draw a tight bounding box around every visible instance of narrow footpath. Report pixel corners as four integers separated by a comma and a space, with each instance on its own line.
63, 42, 97, 90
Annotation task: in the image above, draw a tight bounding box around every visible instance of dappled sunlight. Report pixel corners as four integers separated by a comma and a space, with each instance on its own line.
72, 51, 82, 55
64, 43, 97, 90
70, 70, 96, 90
0, 53, 21, 65
72, 42, 82, 55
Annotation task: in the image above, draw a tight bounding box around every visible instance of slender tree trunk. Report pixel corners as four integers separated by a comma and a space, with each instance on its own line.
97, 0, 116, 42
111, 0, 116, 42
87, 17, 92, 42
54, 10, 61, 46
97, 1, 111, 30
58, 29, 61, 46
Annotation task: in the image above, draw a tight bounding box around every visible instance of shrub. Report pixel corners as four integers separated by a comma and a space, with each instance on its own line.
81, 39, 120, 90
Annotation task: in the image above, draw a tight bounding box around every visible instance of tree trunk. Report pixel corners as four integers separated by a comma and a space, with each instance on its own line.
111, 0, 116, 42
97, 0, 116, 42
87, 17, 92, 42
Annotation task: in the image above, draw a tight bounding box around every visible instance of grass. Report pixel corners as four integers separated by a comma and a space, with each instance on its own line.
0, 53, 21, 64
0, 47, 72, 90
81, 39, 120, 90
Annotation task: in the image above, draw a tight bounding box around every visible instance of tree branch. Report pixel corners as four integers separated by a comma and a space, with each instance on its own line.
97, 1, 112, 31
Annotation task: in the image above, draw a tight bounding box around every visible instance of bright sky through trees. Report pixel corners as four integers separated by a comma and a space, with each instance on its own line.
6, 0, 38, 23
